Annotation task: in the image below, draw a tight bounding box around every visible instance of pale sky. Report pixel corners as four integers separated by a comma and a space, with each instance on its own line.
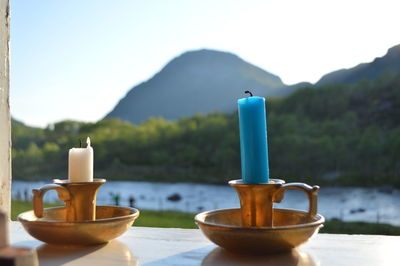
10, 0, 400, 127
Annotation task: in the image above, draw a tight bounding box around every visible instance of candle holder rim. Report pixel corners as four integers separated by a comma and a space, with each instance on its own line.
53, 178, 106, 184
229, 179, 285, 186
18, 205, 139, 224
195, 208, 325, 230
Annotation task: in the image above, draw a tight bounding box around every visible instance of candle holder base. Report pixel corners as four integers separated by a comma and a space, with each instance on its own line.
18, 206, 139, 246
195, 207, 324, 254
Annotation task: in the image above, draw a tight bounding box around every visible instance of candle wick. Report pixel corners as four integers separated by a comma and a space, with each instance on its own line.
245, 90, 253, 97
79, 139, 82, 148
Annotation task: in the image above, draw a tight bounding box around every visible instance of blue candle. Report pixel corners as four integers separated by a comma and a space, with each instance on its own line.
238, 92, 270, 184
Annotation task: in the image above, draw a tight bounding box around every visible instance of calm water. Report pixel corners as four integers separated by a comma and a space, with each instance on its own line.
12, 180, 400, 226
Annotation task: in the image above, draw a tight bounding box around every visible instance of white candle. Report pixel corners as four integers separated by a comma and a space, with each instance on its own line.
68, 137, 93, 182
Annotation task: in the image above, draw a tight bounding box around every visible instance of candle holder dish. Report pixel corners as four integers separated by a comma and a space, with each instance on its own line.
18, 179, 140, 246
18, 205, 139, 246
195, 179, 324, 254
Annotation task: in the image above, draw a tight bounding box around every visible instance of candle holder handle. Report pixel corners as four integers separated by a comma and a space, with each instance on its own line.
33, 184, 71, 218
273, 183, 319, 219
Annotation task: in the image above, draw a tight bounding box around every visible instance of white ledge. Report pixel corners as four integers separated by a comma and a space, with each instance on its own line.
8, 222, 400, 266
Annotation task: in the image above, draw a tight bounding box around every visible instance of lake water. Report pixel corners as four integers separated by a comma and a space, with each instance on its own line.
12, 180, 400, 226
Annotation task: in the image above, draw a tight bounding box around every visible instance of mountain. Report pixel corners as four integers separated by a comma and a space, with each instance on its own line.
105, 49, 291, 124
106, 44, 400, 124
316, 44, 400, 86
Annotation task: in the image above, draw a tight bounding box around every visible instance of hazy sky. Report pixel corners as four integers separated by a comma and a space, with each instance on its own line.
10, 0, 400, 127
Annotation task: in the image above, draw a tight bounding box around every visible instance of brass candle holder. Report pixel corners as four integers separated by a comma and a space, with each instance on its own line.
229, 179, 319, 227
195, 179, 324, 254
32, 179, 106, 221
18, 179, 140, 246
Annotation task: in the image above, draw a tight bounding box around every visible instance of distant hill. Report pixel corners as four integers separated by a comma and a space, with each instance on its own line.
105, 49, 292, 124
11, 117, 34, 129
316, 44, 400, 86
105, 44, 400, 124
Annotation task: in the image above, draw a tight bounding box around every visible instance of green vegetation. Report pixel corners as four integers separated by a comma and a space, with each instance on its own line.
11, 200, 400, 235
321, 220, 400, 236
134, 210, 196, 229
11, 75, 400, 187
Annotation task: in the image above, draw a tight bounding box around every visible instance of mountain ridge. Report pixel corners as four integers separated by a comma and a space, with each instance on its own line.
107, 44, 400, 124
316, 44, 400, 86
105, 49, 290, 124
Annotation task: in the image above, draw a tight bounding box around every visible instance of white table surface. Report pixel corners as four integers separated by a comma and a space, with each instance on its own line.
8, 222, 400, 266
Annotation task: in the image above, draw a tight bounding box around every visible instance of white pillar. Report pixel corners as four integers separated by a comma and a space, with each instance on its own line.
0, 0, 11, 216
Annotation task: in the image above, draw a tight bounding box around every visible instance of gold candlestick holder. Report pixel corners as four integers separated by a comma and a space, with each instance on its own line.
229, 179, 319, 227
18, 178, 140, 246
195, 179, 324, 254
33, 179, 106, 221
